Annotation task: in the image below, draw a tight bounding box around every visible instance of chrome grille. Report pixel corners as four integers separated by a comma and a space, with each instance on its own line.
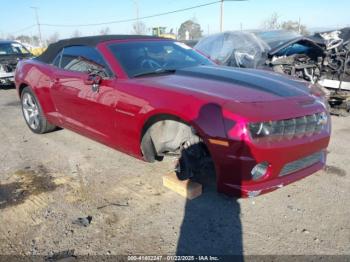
279, 151, 324, 177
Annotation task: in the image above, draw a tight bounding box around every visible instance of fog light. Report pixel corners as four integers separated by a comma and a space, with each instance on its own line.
251, 161, 269, 180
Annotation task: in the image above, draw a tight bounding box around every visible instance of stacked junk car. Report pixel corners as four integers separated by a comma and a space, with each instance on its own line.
195, 28, 350, 116
0, 40, 33, 85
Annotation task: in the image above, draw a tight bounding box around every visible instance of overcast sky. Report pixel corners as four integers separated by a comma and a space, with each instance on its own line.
1, 0, 349, 39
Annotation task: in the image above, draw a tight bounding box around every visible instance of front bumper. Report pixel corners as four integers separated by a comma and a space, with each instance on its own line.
209, 129, 330, 198
0, 72, 15, 84
221, 155, 326, 197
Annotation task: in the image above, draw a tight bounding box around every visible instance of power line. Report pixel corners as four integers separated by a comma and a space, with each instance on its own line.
40, 1, 221, 27
8, 0, 248, 36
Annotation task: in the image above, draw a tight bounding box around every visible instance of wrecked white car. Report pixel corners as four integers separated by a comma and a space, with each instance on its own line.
0, 40, 32, 86
195, 28, 350, 115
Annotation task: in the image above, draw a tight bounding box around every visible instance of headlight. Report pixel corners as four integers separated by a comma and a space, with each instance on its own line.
248, 112, 328, 139
0, 64, 5, 72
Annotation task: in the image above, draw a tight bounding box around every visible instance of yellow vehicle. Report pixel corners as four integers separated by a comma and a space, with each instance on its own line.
29, 47, 46, 56
152, 27, 176, 39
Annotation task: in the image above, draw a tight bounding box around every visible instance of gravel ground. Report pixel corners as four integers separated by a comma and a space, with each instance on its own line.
0, 87, 349, 257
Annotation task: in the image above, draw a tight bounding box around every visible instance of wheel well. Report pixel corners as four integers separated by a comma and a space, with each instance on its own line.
141, 113, 214, 181
18, 83, 28, 97
140, 114, 201, 160
141, 114, 188, 141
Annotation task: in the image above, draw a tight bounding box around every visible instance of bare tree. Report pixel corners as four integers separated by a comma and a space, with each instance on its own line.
281, 20, 309, 35
47, 32, 60, 44
6, 34, 16, 40
262, 12, 281, 30
132, 21, 147, 35
15, 35, 32, 43
72, 30, 82, 37
99, 27, 111, 35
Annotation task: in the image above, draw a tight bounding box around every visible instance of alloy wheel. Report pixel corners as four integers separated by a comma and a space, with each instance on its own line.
22, 92, 40, 130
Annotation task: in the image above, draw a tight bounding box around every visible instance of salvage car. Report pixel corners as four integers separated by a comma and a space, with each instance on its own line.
195, 29, 350, 115
0, 40, 32, 85
15, 35, 331, 197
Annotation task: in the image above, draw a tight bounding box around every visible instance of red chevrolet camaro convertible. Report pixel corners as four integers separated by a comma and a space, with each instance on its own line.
15, 35, 331, 197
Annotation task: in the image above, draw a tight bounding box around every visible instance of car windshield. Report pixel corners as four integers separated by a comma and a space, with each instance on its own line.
108, 40, 213, 77
0, 42, 30, 55
254, 30, 301, 49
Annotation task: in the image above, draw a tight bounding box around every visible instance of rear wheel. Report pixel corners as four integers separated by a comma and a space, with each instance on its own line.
21, 87, 57, 134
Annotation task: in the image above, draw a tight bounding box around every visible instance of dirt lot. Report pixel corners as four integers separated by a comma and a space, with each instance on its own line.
0, 87, 349, 257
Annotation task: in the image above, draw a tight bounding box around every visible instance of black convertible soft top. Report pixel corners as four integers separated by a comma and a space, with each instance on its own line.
36, 35, 164, 64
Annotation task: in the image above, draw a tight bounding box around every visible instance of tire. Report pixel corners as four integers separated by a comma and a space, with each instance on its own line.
21, 87, 57, 134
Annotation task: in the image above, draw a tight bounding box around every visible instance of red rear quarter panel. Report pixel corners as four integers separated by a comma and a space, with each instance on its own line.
15, 60, 59, 125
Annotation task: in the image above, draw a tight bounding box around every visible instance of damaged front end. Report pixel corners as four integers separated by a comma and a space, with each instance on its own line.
0, 41, 33, 86
0, 58, 18, 85
267, 37, 324, 83
195, 29, 350, 115
267, 28, 350, 115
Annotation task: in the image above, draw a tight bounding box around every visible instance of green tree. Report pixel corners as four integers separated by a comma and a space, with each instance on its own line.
178, 19, 202, 40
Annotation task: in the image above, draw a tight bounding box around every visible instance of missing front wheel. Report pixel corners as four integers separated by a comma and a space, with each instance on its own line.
175, 143, 210, 180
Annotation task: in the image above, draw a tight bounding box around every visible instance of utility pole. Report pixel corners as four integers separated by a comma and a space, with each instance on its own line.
220, 0, 247, 33
132, 0, 139, 23
220, 0, 224, 32
30, 6, 42, 47
131, 0, 140, 33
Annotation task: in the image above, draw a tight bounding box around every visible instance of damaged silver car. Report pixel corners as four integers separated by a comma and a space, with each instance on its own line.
0, 40, 32, 86
195, 28, 350, 115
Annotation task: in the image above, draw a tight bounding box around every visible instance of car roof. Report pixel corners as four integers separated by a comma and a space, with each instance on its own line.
36, 34, 166, 64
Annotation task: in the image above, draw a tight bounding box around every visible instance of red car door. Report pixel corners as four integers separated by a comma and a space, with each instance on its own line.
50, 46, 118, 144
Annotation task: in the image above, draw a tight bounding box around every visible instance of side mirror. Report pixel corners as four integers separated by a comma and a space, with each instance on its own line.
84, 74, 102, 92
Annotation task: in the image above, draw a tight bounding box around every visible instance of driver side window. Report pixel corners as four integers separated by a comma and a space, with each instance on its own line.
59, 46, 112, 77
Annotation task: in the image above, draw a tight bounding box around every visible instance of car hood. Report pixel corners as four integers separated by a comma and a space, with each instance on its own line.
267, 36, 324, 57
135, 65, 313, 103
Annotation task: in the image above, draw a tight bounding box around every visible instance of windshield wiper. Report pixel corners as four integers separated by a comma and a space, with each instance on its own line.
133, 69, 176, 78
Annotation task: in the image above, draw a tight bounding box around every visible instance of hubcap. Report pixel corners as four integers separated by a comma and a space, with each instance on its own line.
22, 93, 40, 129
